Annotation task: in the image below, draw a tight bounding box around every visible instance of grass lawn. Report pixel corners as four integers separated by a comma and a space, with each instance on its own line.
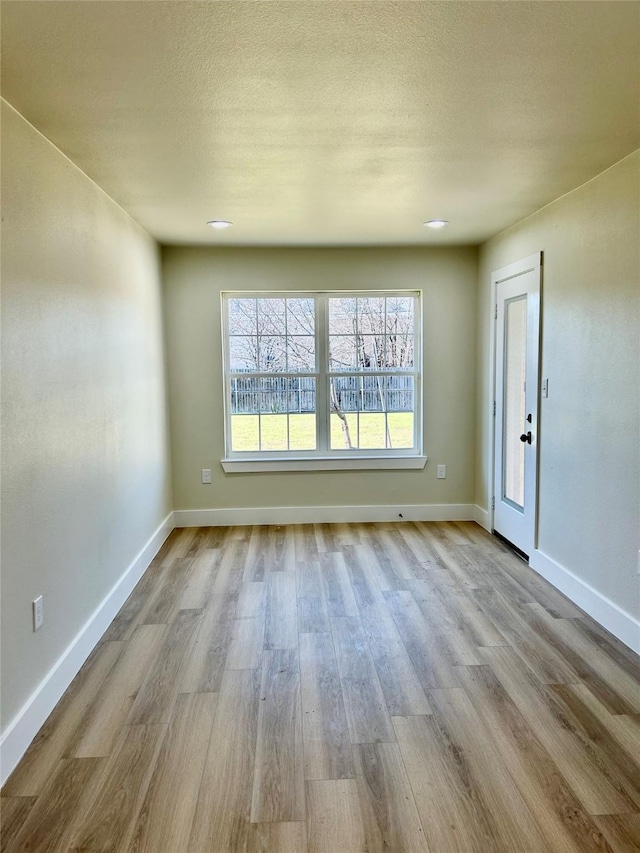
231, 412, 413, 451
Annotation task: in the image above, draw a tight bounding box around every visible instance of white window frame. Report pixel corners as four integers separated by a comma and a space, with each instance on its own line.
221, 290, 426, 472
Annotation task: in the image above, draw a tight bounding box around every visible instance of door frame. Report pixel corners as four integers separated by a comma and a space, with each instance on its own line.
488, 251, 542, 551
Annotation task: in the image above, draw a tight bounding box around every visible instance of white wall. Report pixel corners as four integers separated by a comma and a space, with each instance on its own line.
163, 246, 478, 517
476, 151, 640, 623
0, 102, 173, 734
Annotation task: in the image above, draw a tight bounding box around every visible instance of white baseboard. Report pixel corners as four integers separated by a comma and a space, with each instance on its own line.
530, 549, 640, 655
473, 504, 491, 532
173, 503, 476, 528
0, 512, 174, 787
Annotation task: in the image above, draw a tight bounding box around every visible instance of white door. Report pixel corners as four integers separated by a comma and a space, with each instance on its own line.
493, 252, 541, 557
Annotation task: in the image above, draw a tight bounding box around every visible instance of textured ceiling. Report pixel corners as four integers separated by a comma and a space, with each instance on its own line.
2, 1, 639, 246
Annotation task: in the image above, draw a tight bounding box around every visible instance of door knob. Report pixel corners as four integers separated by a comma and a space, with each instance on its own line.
520, 431, 532, 444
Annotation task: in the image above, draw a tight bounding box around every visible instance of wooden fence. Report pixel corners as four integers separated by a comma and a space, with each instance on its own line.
230, 375, 413, 414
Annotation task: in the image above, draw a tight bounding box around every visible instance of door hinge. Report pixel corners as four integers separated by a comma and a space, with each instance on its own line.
494, 304, 498, 320
492, 400, 496, 416
491, 496, 495, 510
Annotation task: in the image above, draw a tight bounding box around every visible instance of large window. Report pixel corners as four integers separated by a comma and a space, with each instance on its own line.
222, 292, 421, 462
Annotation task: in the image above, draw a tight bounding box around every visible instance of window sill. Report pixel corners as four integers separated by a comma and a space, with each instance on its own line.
221, 455, 428, 473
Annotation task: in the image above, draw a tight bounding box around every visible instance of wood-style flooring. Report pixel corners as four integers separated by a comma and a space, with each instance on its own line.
2, 521, 640, 852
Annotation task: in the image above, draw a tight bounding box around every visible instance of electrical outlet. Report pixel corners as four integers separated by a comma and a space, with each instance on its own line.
201, 468, 212, 484
436, 464, 447, 479
33, 595, 44, 631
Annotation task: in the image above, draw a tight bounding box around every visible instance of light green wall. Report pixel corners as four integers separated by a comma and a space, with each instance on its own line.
0, 102, 173, 729
476, 151, 640, 618
163, 246, 478, 511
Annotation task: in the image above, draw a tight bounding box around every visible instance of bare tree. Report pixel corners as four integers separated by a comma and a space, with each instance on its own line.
330, 383, 353, 448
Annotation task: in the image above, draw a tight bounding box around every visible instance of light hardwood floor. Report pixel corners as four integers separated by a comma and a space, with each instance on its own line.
2, 521, 639, 852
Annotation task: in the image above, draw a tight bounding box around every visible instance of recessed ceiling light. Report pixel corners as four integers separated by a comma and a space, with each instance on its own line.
207, 220, 233, 229
424, 219, 449, 229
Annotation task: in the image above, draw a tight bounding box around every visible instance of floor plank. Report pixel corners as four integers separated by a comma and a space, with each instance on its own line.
179, 549, 220, 609
472, 588, 581, 684
213, 541, 250, 596
10, 758, 103, 852
321, 552, 360, 619
307, 779, 366, 853
180, 593, 237, 692
293, 523, 319, 563
384, 589, 460, 689
0, 797, 37, 852
331, 616, 396, 744
409, 577, 486, 665
300, 632, 354, 781
251, 649, 305, 823
549, 682, 640, 810
356, 599, 432, 715
70, 623, 166, 757
482, 644, 638, 816
394, 713, 498, 853
561, 682, 640, 761
237, 581, 267, 619
456, 664, 614, 852
430, 687, 550, 851
1, 641, 123, 797
102, 562, 170, 641
353, 742, 429, 852
127, 609, 202, 725
142, 556, 195, 625
156, 527, 197, 565
226, 617, 265, 670
265, 570, 298, 650
297, 562, 331, 633
69, 725, 167, 852
246, 821, 308, 853
188, 668, 260, 852
594, 813, 640, 852
523, 603, 640, 714
130, 692, 218, 853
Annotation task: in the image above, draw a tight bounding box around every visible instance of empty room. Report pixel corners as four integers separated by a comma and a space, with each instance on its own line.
1, 2, 639, 851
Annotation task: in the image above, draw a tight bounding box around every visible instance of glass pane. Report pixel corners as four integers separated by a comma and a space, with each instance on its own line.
329, 298, 357, 334
229, 336, 258, 371
357, 297, 385, 335
258, 298, 286, 334
330, 376, 359, 449
288, 414, 316, 450
329, 336, 357, 370
386, 296, 414, 334
288, 377, 315, 450
287, 336, 315, 372
231, 415, 259, 451
503, 296, 527, 509
361, 375, 385, 411
230, 376, 260, 415
260, 377, 288, 414
331, 412, 358, 449
258, 336, 287, 371
359, 413, 386, 448
356, 335, 384, 370
330, 376, 359, 412
287, 298, 315, 335
387, 412, 414, 449
385, 375, 413, 413
286, 377, 316, 415
260, 414, 288, 451
228, 298, 257, 335
384, 334, 413, 368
